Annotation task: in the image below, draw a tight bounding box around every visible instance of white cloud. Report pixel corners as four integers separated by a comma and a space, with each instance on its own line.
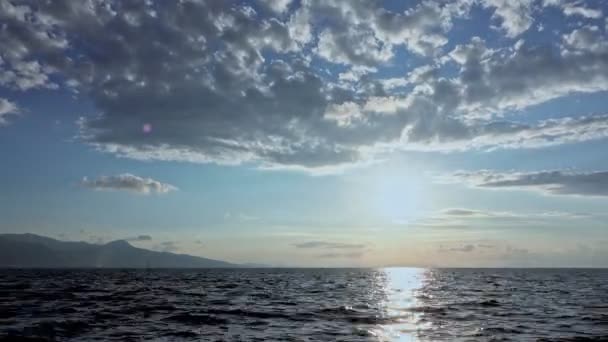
306, 0, 470, 59
0, 60, 57, 90
0, 98, 18, 126
483, 0, 535, 38
446, 36, 608, 116
258, 0, 292, 14
562, 4, 602, 19
563, 26, 608, 53
316, 27, 393, 66
81, 174, 177, 195
543, 0, 603, 19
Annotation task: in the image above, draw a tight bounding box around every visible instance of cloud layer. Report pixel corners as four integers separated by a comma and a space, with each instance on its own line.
293, 240, 367, 258
81, 174, 177, 195
0, 1, 607, 170
449, 170, 608, 196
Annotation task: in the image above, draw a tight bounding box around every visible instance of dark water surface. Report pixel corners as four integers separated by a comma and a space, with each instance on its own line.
1, 268, 607, 341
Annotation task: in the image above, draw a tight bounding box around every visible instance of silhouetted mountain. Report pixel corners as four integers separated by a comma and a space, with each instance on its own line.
0, 233, 236, 268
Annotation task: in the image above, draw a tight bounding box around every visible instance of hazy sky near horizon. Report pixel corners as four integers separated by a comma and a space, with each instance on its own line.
1, 0, 608, 267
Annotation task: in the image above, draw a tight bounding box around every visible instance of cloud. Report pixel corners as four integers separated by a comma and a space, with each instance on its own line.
224, 212, 261, 222
452, 244, 475, 252
0, 98, 18, 126
414, 114, 608, 152
317, 34, 608, 155
441, 208, 496, 217
0, 60, 57, 91
448, 170, 608, 197
317, 251, 365, 259
438, 243, 532, 258
293, 241, 366, 249
438, 208, 586, 219
81, 174, 177, 195
307, 1, 468, 58
125, 235, 152, 242
483, 0, 535, 38
155, 241, 179, 253
294, 240, 369, 259
258, 0, 292, 14
561, 3, 602, 19
445, 36, 608, 117
563, 26, 608, 53
315, 27, 393, 66
440, 244, 476, 252
409, 207, 594, 230
1, 1, 608, 172
503, 245, 530, 257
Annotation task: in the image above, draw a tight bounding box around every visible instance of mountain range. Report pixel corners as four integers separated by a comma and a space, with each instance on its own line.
0, 233, 236, 268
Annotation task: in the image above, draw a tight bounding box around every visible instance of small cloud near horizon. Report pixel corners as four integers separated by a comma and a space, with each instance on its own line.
293, 241, 366, 250
317, 251, 365, 259
154, 241, 179, 253
125, 235, 152, 242
80, 174, 177, 195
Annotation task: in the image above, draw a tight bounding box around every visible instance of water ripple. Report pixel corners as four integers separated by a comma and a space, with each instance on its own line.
0, 268, 607, 341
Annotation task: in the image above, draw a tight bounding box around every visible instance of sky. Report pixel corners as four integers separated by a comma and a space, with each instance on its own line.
1, 0, 608, 267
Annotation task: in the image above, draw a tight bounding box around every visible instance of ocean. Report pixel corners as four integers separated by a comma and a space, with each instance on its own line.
1, 268, 607, 341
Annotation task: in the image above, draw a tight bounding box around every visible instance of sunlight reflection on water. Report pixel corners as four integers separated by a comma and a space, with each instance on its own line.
373, 268, 429, 342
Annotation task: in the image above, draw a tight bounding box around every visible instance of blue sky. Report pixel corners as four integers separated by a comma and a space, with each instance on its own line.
1, 0, 608, 267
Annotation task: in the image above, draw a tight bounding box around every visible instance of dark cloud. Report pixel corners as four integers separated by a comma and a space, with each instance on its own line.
441, 208, 484, 216
293, 241, 366, 249
452, 170, 608, 197
317, 251, 365, 259
81, 174, 177, 195
439, 244, 476, 253
449, 244, 475, 252
125, 235, 152, 242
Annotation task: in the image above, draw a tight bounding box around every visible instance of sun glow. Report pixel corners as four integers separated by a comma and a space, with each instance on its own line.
362, 163, 431, 224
